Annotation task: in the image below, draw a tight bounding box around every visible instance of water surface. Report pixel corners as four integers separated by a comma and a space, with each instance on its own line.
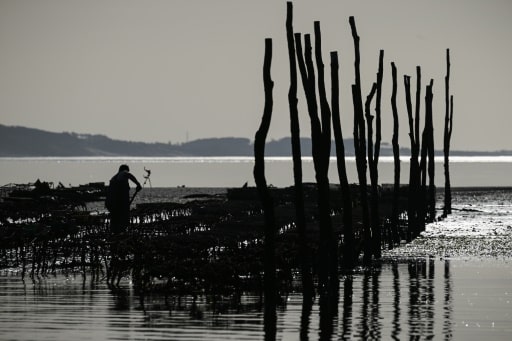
1, 258, 511, 340
0, 188, 511, 340
1, 156, 511, 188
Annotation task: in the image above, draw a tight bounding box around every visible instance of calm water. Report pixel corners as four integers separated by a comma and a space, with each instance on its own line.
1, 258, 511, 340
1, 159, 512, 339
0, 188, 511, 340
0, 156, 511, 188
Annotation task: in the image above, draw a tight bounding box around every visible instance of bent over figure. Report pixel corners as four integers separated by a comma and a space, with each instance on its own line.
106, 164, 142, 234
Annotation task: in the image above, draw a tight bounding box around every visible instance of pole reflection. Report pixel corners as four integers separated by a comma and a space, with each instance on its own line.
391, 261, 401, 340
426, 257, 435, 337
295, 258, 454, 340
408, 259, 422, 338
443, 259, 453, 340
318, 281, 339, 340
370, 265, 382, 340
0, 259, 457, 340
341, 275, 353, 339
300, 295, 313, 341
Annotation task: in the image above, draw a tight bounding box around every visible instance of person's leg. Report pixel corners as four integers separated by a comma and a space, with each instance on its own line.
120, 206, 130, 233
110, 211, 123, 235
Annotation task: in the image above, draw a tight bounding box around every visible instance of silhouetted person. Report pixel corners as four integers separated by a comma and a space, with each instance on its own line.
106, 164, 142, 234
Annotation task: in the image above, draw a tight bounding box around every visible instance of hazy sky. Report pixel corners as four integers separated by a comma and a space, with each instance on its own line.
1, 0, 511, 151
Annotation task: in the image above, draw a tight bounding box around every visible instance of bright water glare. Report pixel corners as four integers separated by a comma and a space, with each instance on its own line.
0, 156, 511, 188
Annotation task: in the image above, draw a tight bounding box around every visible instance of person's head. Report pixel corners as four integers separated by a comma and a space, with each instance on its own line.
119, 164, 130, 173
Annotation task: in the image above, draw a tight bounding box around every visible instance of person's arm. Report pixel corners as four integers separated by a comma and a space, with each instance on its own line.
127, 173, 143, 191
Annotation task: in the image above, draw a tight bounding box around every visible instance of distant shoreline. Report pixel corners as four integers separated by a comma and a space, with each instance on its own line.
2, 124, 511, 157
1, 155, 512, 161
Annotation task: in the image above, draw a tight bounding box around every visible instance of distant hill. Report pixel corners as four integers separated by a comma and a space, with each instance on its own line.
0, 124, 510, 157
0, 125, 255, 157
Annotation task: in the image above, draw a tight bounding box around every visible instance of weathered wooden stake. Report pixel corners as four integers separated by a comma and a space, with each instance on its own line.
253, 38, 277, 338
285, 1, 313, 298
426, 79, 436, 222
405, 66, 423, 238
390, 62, 401, 247
416, 67, 429, 234
443, 49, 453, 216
404, 75, 415, 241
369, 50, 384, 259
365, 82, 377, 258
331, 51, 355, 269
296, 23, 335, 288
349, 16, 371, 264
295, 33, 330, 288
314, 21, 337, 284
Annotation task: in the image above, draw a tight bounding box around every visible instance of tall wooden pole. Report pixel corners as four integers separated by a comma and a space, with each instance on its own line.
414, 67, 424, 236
285, 1, 313, 298
296, 32, 332, 289
426, 79, 436, 222
369, 50, 384, 259
349, 16, 371, 264
314, 21, 337, 285
315, 22, 332, 163
331, 51, 355, 269
295, 33, 322, 170
253, 38, 276, 339
443, 49, 453, 216
365, 82, 377, 260
390, 62, 401, 247
404, 73, 421, 241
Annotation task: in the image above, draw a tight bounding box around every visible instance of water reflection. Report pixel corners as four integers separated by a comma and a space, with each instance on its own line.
407, 258, 435, 339
300, 294, 313, 340
318, 281, 339, 340
341, 275, 353, 339
314, 258, 453, 340
391, 262, 401, 340
370, 266, 382, 340
0, 259, 457, 340
443, 260, 453, 340
110, 288, 131, 311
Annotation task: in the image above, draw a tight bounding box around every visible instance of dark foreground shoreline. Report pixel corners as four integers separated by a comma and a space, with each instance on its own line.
2, 185, 511, 284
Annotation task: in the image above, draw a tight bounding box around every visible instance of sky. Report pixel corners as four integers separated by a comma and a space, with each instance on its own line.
0, 0, 511, 152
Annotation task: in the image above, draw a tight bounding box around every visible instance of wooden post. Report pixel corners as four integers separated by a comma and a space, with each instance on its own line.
315, 21, 332, 162
404, 75, 415, 241
443, 49, 453, 216
349, 16, 371, 264
418, 74, 437, 231
314, 21, 337, 284
285, 1, 313, 298
419, 121, 428, 232
390, 62, 401, 247
405, 66, 423, 238
295, 33, 322, 169
369, 50, 384, 259
426, 79, 436, 222
331, 51, 355, 269
365, 81, 377, 257
253, 38, 276, 338
296, 23, 335, 288
295, 32, 331, 288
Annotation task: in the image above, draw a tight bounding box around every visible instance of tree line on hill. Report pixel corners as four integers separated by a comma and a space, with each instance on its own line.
0, 124, 509, 157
